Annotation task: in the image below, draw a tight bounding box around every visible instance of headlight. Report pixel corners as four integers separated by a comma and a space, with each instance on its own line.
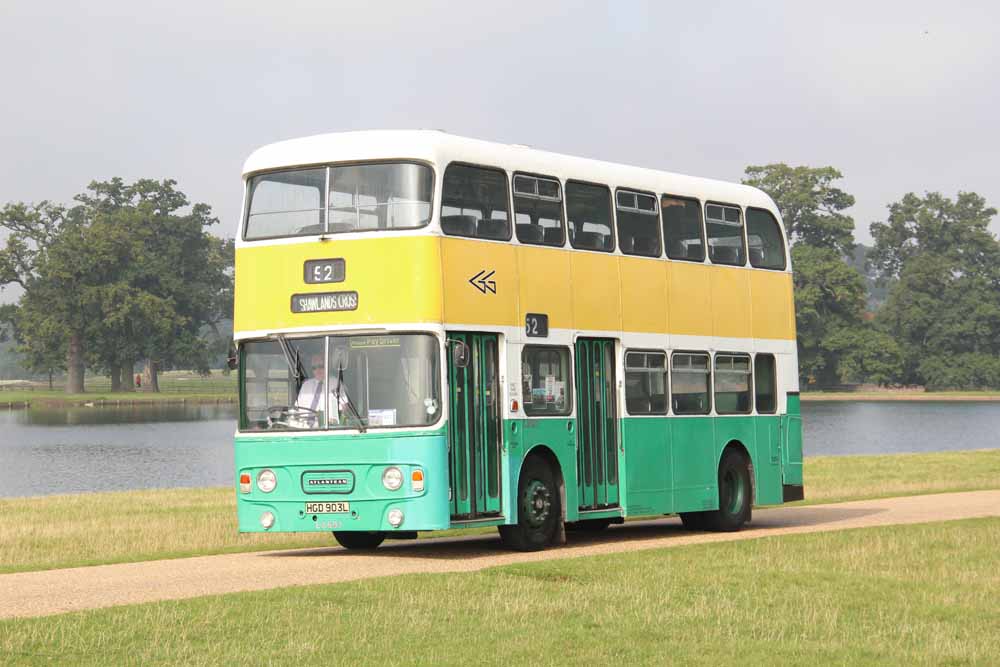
382, 467, 403, 491
387, 508, 404, 528
257, 469, 277, 493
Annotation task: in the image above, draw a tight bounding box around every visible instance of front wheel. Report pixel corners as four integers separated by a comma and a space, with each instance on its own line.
499, 457, 561, 551
333, 531, 385, 550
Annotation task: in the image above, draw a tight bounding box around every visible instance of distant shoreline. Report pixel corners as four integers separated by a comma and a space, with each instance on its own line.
801, 392, 1000, 402
0, 395, 235, 409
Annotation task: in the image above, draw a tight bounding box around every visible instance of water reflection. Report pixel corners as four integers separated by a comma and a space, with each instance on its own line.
1, 400, 999, 498
1, 404, 237, 497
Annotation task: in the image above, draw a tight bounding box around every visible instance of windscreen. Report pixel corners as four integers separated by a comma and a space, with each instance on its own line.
240, 334, 441, 431
244, 162, 433, 240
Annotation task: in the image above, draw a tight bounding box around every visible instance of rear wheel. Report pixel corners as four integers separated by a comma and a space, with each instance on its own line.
333, 531, 385, 550
679, 450, 752, 531
499, 457, 561, 551
704, 449, 752, 531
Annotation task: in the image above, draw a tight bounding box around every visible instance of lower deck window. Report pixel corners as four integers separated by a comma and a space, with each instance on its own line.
625, 350, 668, 414
522, 346, 572, 416
671, 352, 710, 415
715, 354, 752, 414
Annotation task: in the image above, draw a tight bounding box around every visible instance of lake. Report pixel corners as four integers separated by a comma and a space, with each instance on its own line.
1, 401, 998, 497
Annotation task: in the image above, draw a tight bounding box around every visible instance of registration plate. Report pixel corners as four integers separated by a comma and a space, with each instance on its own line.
305, 501, 350, 514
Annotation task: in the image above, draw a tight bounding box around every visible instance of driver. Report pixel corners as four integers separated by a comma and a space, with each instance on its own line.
295, 354, 349, 425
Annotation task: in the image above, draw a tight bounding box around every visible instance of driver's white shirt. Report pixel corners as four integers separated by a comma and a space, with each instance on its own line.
295, 377, 349, 421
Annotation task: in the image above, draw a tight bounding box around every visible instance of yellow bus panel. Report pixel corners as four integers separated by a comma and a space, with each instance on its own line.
234, 237, 443, 334
570, 251, 622, 333
619, 256, 667, 334
667, 262, 712, 337
750, 270, 796, 340
710, 266, 753, 340
517, 245, 573, 331
440, 238, 519, 328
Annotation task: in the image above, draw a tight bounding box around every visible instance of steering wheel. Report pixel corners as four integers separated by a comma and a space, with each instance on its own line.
266, 405, 319, 428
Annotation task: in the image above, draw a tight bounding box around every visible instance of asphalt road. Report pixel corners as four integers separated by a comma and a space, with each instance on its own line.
2, 489, 998, 620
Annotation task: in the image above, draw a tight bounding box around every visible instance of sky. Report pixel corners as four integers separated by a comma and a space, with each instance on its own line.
1, 0, 998, 301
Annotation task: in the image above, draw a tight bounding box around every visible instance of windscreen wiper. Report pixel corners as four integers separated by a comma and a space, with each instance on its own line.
275, 334, 304, 382
336, 364, 367, 433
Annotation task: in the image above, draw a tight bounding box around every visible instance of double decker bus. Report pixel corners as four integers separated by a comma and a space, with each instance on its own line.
234, 130, 803, 551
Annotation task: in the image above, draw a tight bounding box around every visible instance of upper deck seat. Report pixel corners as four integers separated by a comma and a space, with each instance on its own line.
574, 231, 607, 251
619, 235, 635, 253
542, 227, 564, 245
440, 215, 477, 237
749, 247, 765, 266
711, 246, 740, 264
516, 224, 544, 243
476, 219, 509, 240
633, 236, 659, 256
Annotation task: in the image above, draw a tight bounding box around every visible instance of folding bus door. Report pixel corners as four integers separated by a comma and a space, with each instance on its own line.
574, 338, 620, 510
447, 333, 502, 519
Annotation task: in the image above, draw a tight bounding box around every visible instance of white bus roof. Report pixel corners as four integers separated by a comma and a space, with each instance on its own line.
243, 130, 777, 211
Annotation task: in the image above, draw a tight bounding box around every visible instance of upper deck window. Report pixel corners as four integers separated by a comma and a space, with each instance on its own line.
244, 162, 433, 240
441, 164, 511, 240
746, 207, 787, 270
566, 181, 614, 252
705, 203, 746, 266
616, 190, 661, 257
514, 174, 565, 246
662, 195, 705, 262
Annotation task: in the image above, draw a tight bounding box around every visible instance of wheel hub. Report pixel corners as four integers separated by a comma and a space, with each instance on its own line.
523, 480, 551, 528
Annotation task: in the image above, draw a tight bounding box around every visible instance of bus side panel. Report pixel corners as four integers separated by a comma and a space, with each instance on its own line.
622, 417, 672, 515
619, 256, 667, 335
670, 417, 717, 512
710, 266, 752, 340
667, 262, 712, 337
783, 394, 804, 486
516, 245, 573, 330
506, 418, 581, 523
750, 270, 796, 341
440, 238, 518, 328
754, 415, 784, 505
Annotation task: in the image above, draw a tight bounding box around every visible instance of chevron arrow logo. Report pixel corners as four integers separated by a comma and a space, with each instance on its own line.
469, 269, 497, 294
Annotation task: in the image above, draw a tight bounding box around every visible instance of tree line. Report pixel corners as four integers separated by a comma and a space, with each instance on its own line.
0, 178, 233, 393
1, 169, 998, 393
744, 165, 1000, 390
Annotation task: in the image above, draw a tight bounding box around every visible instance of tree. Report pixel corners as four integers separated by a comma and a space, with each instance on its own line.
788, 244, 868, 386
0, 179, 233, 393
743, 164, 856, 256
871, 192, 1000, 389
744, 164, 871, 387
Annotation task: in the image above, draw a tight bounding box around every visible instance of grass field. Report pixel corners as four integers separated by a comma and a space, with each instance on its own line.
2, 518, 998, 665
2, 449, 998, 575
0, 370, 236, 405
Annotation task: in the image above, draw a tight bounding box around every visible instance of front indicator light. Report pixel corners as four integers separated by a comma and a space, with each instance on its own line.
382, 467, 403, 491
387, 509, 404, 528
260, 511, 275, 530
257, 469, 277, 493
239, 473, 251, 494
411, 469, 425, 492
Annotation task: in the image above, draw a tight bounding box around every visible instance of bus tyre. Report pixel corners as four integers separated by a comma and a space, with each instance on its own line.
499, 457, 561, 551
333, 531, 385, 550
704, 449, 752, 532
